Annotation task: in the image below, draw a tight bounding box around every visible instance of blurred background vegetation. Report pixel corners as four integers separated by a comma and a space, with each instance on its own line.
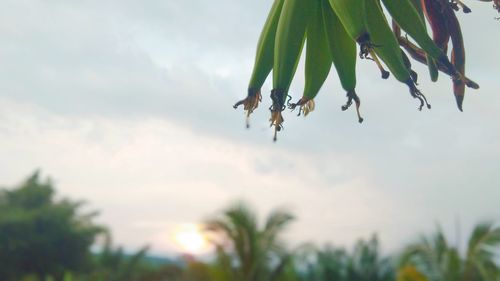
1, 172, 499, 281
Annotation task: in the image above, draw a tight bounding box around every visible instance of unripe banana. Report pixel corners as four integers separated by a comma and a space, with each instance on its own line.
328, 0, 389, 80
292, 0, 332, 117
327, 0, 367, 42
365, 0, 430, 110
323, 0, 363, 123
234, 0, 285, 127
409, 0, 425, 20
248, 0, 285, 93
271, 0, 309, 140
364, 0, 408, 82
381, 0, 458, 79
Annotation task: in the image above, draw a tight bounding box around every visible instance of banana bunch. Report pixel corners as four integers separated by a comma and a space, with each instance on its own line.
234, 0, 497, 141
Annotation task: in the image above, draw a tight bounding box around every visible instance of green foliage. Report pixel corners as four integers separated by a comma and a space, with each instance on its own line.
2, 173, 500, 281
399, 222, 500, 281
0, 171, 104, 281
299, 235, 394, 281
347, 234, 395, 281
306, 244, 350, 281
182, 260, 212, 281
84, 234, 152, 281
0, 172, 186, 281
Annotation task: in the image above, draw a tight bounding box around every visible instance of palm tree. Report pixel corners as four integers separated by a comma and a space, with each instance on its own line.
204, 201, 295, 281
399, 222, 500, 281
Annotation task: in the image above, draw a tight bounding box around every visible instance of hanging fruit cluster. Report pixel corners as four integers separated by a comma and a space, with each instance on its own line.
234, 0, 498, 141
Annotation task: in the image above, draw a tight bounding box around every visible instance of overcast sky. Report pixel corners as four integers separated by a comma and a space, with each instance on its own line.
1, 0, 499, 256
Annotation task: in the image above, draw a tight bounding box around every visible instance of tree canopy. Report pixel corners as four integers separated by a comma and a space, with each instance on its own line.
0, 172, 104, 281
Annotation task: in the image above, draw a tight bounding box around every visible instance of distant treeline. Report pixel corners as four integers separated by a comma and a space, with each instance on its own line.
1, 172, 499, 281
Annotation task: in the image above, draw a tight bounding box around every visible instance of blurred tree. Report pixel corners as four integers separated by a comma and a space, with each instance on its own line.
137, 264, 183, 281
84, 233, 151, 281
182, 260, 212, 281
0, 171, 104, 281
204, 201, 295, 281
208, 244, 237, 281
346, 234, 395, 281
308, 245, 349, 281
316, 246, 348, 280
300, 236, 394, 281
397, 265, 429, 281
400, 222, 500, 281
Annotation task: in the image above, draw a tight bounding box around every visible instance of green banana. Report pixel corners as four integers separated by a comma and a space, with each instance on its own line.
234, 0, 285, 127
327, 0, 367, 42
365, 0, 430, 110
271, 0, 309, 140
323, 0, 363, 123
364, 0, 406, 82
249, 0, 285, 91
381, 0, 457, 79
409, 0, 425, 20
328, 0, 390, 80
234, 0, 495, 140
292, 0, 332, 117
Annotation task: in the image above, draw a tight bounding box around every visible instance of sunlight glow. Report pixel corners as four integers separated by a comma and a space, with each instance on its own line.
173, 224, 210, 255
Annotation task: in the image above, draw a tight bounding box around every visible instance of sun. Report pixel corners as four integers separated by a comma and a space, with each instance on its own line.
173, 224, 209, 255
